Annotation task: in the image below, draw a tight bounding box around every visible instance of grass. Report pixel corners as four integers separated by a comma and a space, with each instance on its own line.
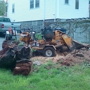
0, 62, 90, 90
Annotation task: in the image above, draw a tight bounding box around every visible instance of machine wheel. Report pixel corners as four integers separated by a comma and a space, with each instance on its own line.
43, 47, 56, 57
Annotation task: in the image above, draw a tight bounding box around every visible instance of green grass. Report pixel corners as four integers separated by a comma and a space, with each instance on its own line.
0, 62, 90, 90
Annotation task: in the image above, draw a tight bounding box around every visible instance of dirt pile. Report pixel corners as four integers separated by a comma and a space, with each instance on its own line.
31, 48, 90, 66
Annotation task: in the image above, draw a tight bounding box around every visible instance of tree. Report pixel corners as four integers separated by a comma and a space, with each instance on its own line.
0, 0, 6, 16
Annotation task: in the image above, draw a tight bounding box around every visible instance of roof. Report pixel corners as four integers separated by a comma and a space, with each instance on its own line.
0, 16, 9, 18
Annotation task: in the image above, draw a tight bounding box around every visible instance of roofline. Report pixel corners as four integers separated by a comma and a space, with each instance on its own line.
0, 16, 8, 18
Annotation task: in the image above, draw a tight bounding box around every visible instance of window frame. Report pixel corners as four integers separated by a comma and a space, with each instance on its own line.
12, 4, 15, 13
30, 0, 34, 9
75, 0, 79, 9
35, 0, 39, 8
65, 0, 69, 4
30, 0, 40, 9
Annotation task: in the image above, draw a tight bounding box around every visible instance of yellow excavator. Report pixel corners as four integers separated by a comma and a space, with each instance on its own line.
20, 27, 89, 57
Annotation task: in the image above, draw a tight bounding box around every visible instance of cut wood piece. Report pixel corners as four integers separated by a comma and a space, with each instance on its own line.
13, 60, 33, 76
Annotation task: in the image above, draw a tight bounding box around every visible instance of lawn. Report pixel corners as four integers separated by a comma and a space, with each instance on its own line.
0, 62, 90, 90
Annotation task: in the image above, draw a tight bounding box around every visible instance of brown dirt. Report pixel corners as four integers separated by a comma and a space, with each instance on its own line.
31, 48, 90, 66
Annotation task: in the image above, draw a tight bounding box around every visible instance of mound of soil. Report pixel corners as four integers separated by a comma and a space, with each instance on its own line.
31, 48, 90, 66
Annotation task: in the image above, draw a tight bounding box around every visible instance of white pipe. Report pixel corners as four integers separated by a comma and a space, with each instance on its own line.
43, 0, 46, 28
54, 0, 57, 22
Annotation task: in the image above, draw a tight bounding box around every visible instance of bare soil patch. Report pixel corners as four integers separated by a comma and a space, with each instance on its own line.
31, 48, 90, 66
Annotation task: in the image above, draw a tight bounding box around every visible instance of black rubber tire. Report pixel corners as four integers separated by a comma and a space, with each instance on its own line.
43, 47, 56, 57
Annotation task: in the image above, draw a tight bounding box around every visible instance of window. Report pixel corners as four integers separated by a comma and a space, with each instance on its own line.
35, 0, 39, 8
65, 0, 69, 4
75, 0, 79, 9
0, 18, 11, 22
30, 0, 34, 9
30, 0, 40, 9
12, 4, 15, 13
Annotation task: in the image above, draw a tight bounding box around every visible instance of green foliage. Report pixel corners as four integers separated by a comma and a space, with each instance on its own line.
0, 0, 6, 16
18, 42, 24, 46
35, 33, 42, 40
0, 62, 90, 90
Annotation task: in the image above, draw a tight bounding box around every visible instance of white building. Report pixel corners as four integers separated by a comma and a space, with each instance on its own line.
7, 0, 89, 22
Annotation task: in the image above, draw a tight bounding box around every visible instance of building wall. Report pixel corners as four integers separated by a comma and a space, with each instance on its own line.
58, 0, 89, 19
19, 19, 90, 44
7, 0, 89, 22
7, 0, 57, 22
7, 0, 44, 22
7, 0, 90, 44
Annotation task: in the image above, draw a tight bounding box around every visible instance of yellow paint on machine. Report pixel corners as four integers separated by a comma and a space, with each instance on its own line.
62, 34, 73, 47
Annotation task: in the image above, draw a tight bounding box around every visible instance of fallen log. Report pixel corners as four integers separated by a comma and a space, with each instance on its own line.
73, 40, 90, 49
1, 40, 31, 61
0, 40, 32, 76
0, 47, 16, 69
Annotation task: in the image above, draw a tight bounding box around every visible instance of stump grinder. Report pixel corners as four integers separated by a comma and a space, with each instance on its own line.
20, 27, 89, 57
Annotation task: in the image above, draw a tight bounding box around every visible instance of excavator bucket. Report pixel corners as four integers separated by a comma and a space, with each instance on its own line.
62, 34, 89, 50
